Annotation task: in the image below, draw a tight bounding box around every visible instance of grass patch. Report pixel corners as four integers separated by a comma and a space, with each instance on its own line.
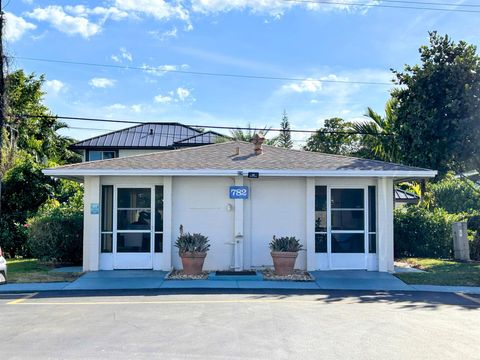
395, 258, 480, 287
5, 259, 82, 283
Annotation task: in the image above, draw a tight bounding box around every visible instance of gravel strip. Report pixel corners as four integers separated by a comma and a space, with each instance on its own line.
166, 270, 209, 280
262, 269, 314, 282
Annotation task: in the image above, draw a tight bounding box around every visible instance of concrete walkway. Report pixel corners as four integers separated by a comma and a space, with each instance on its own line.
1, 270, 480, 294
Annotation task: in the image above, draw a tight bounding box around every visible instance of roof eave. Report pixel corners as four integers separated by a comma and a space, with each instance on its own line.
43, 169, 438, 178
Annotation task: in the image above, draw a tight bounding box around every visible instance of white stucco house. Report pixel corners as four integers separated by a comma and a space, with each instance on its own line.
44, 139, 436, 273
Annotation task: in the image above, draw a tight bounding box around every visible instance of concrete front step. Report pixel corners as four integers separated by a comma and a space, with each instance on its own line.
208, 271, 264, 281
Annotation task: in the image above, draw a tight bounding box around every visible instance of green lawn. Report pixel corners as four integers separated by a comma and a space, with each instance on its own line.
395, 258, 480, 287
5, 259, 82, 283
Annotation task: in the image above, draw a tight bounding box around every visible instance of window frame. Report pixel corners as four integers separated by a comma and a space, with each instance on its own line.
101, 185, 113, 253
87, 149, 118, 161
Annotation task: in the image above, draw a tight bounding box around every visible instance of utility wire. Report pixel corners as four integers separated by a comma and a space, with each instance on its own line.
12, 113, 393, 136
281, 0, 480, 12
13, 56, 395, 86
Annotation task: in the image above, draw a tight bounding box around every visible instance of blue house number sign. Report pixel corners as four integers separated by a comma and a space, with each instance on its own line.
229, 186, 249, 200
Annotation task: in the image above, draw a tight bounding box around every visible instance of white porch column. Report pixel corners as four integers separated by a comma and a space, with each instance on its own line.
83, 176, 100, 272
377, 177, 394, 272
306, 178, 316, 271
162, 176, 173, 271
234, 176, 244, 270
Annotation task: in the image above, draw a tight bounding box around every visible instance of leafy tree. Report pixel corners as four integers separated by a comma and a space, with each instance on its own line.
5, 70, 80, 166
229, 123, 275, 144
271, 110, 293, 149
0, 155, 55, 257
304, 118, 359, 155
0, 70, 82, 257
351, 98, 400, 162
426, 173, 480, 214
392, 32, 480, 175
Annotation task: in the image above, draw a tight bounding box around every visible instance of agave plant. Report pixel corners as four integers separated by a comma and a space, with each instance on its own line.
174, 225, 210, 254
269, 236, 303, 252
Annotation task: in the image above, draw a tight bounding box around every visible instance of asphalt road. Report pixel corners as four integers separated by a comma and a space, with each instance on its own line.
1, 289, 479, 360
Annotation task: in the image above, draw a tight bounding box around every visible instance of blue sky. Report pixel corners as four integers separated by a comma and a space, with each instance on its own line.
4, 0, 480, 144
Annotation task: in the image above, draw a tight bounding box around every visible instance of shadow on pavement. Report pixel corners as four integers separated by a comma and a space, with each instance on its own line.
2, 288, 479, 310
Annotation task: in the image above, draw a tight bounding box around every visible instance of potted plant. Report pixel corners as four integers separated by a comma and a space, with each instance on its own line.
269, 236, 303, 275
174, 225, 210, 275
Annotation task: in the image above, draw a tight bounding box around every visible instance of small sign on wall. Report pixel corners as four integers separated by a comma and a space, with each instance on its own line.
229, 186, 249, 200
90, 203, 99, 215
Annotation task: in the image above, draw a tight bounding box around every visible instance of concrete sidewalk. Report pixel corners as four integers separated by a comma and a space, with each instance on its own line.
2, 270, 480, 294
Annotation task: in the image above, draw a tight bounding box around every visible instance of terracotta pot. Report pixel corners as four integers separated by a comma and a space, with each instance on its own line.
180, 251, 207, 275
271, 251, 298, 275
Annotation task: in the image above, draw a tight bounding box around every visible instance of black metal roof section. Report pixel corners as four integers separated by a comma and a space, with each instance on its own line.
70, 122, 213, 150
394, 188, 420, 203
173, 131, 227, 146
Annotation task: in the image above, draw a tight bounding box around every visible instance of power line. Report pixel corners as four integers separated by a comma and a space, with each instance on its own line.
281, 0, 480, 12
13, 113, 393, 136
13, 56, 395, 86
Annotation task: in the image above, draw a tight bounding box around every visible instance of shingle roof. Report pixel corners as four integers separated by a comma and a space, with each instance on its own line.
49, 141, 435, 175
70, 123, 217, 149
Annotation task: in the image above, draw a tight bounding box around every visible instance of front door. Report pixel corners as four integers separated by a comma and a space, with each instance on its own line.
328, 188, 367, 269
113, 187, 153, 269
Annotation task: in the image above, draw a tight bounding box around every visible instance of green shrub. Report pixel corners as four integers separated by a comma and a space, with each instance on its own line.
470, 234, 480, 261
27, 207, 83, 264
427, 174, 480, 214
394, 206, 463, 258
174, 225, 210, 254
269, 236, 303, 252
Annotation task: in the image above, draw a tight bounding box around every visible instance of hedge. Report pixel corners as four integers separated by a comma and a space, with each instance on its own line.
394, 206, 463, 259
27, 207, 83, 264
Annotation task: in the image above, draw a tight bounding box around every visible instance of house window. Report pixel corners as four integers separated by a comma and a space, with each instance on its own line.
154, 186, 164, 253
88, 150, 116, 161
368, 186, 377, 253
315, 186, 327, 253
101, 185, 113, 253
331, 189, 365, 253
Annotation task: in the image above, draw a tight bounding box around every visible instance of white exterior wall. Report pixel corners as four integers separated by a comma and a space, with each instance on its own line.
244, 177, 307, 270
82, 175, 395, 272
83, 176, 100, 272
378, 177, 395, 272
171, 177, 235, 271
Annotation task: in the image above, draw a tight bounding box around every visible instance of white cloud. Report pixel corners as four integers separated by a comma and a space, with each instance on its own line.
176, 87, 191, 101
4, 12, 36, 42
150, 26, 178, 41
142, 63, 189, 76
89, 77, 117, 88
282, 78, 323, 93
120, 47, 133, 62
106, 103, 127, 110
45, 79, 66, 95
111, 55, 120, 63
113, 0, 189, 20
27, 5, 101, 38
189, 0, 372, 16
131, 104, 143, 113
154, 94, 173, 103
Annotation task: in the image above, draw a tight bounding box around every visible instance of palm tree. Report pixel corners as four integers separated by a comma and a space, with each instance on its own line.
351, 98, 400, 162
229, 123, 273, 143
